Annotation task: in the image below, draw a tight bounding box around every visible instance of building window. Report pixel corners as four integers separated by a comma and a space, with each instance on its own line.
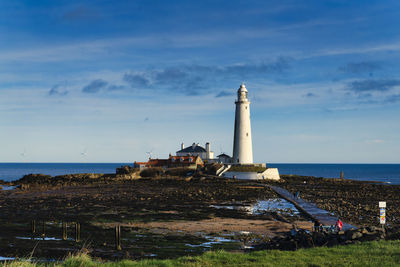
245, 106, 247, 109
246, 133, 248, 136
180, 157, 184, 162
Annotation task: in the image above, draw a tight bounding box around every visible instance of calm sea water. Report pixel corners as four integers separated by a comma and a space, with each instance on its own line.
0, 163, 128, 182
0, 163, 399, 184
269, 163, 400, 184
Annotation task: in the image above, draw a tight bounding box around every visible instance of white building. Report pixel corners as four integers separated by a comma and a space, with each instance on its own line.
216, 153, 232, 164
176, 142, 214, 162
232, 83, 253, 164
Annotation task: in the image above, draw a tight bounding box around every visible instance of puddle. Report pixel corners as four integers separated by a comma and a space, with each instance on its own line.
0, 185, 16, 190
0, 256, 15, 261
223, 172, 259, 180
253, 199, 300, 216
185, 236, 235, 248
211, 198, 300, 216
16, 236, 73, 241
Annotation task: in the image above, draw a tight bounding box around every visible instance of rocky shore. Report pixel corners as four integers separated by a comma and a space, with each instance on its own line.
276, 175, 400, 227
0, 171, 399, 261
253, 225, 400, 251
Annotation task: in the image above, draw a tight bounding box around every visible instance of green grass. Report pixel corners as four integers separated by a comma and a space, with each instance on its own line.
228, 165, 267, 172
3, 240, 400, 267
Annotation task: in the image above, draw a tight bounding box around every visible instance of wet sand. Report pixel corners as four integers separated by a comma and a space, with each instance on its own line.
99, 218, 313, 236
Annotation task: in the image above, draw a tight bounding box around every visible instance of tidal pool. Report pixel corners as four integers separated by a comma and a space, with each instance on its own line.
185, 236, 235, 248
211, 198, 300, 216
0, 185, 16, 190
223, 172, 259, 180
16, 236, 74, 241
0, 256, 15, 261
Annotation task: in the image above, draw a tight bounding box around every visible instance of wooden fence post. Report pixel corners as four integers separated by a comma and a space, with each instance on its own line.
75, 222, 80, 242
115, 225, 121, 250
42, 221, 46, 240
31, 220, 36, 240
62, 222, 68, 241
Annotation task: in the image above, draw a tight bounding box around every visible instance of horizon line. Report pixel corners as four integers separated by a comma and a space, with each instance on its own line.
0, 162, 399, 164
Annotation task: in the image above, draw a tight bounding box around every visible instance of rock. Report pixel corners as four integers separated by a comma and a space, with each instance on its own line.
386, 228, 400, 240
351, 232, 363, 240
312, 232, 328, 246
116, 165, 137, 175
21, 184, 30, 190
326, 238, 340, 247
345, 229, 356, 239
360, 232, 381, 242
366, 226, 378, 232
18, 174, 52, 184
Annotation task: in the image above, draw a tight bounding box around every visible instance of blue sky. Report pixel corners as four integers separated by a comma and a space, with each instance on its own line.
1, 0, 399, 163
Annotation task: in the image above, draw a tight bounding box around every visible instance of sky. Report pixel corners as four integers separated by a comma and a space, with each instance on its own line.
1, 0, 400, 163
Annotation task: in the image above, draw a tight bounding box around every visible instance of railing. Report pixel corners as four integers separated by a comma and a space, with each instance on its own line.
216, 165, 231, 176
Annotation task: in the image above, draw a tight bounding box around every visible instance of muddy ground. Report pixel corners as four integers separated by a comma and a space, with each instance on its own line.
1, 174, 399, 261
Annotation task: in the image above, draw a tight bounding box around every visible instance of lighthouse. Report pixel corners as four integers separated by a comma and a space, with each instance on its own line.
232, 83, 253, 164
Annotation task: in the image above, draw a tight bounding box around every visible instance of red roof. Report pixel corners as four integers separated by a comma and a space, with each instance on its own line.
148, 159, 168, 166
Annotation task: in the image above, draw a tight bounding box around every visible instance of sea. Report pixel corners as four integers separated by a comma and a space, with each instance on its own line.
0, 163, 399, 184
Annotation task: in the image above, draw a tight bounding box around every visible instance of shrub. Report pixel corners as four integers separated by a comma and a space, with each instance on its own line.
165, 167, 193, 177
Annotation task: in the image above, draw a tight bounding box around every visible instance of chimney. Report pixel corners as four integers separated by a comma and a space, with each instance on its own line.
181, 142, 185, 150
192, 143, 196, 149
206, 142, 210, 160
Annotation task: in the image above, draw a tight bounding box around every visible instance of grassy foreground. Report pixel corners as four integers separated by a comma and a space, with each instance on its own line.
3, 240, 400, 267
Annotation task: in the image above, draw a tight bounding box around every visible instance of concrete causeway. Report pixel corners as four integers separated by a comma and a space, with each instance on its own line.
268, 185, 357, 231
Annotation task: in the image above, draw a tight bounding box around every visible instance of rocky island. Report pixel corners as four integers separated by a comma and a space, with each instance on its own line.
1, 166, 400, 261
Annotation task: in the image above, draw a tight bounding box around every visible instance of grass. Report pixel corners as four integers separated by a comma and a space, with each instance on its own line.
228, 165, 267, 173
2, 240, 400, 266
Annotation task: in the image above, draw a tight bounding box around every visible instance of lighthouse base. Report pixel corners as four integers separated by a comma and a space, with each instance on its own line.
257, 168, 281, 181
230, 163, 266, 167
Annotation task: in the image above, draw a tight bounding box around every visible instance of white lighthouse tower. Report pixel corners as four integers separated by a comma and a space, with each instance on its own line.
232, 83, 253, 164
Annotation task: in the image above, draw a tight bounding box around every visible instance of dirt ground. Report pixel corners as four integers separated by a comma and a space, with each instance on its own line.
100, 218, 313, 236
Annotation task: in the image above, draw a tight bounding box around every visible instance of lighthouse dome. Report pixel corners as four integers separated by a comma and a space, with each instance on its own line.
238, 83, 248, 92
237, 83, 249, 101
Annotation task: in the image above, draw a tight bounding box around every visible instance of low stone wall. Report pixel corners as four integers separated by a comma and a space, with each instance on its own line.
253, 226, 391, 251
